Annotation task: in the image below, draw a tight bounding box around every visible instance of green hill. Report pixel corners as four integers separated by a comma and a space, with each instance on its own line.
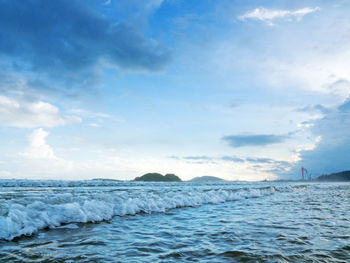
317, 171, 350, 181
134, 173, 181, 182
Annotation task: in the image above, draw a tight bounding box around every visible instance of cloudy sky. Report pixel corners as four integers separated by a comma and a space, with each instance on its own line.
0, 0, 349, 181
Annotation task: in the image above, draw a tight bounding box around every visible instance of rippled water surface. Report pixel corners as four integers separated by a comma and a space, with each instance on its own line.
0, 180, 349, 262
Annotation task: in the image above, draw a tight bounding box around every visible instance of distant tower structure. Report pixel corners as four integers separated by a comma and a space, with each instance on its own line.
301, 167, 309, 180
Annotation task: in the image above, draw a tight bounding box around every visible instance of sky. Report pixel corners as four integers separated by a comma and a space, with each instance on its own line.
0, 0, 350, 181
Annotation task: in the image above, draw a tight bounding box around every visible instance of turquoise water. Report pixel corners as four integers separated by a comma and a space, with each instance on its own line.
0, 181, 349, 262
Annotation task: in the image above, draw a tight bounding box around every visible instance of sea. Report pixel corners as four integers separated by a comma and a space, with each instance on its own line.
0, 180, 349, 262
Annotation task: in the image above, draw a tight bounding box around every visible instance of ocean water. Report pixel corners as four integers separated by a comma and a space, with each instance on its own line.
0, 180, 349, 262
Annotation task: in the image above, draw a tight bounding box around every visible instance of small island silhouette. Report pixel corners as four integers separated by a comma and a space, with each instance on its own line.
134, 173, 182, 182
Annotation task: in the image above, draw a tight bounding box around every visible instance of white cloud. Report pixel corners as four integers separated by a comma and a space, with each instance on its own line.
0, 95, 81, 128
236, 5, 350, 100
69, 108, 112, 119
239, 7, 320, 25
263, 46, 350, 99
15, 128, 79, 178
0, 170, 12, 177
146, 0, 164, 10
10, 128, 124, 180
21, 128, 56, 159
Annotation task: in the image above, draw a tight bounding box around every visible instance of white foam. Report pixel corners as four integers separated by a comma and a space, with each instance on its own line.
0, 183, 307, 241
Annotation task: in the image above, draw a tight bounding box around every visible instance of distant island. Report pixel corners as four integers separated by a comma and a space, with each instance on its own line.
189, 176, 225, 182
134, 173, 182, 182
317, 170, 350, 181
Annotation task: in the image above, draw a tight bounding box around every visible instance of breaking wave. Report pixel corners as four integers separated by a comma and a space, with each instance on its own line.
0, 182, 307, 241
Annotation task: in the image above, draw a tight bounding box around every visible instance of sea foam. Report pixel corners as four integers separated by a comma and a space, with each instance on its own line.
0, 182, 306, 240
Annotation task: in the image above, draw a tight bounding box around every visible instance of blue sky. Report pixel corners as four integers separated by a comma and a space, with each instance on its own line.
0, 0, 350, 180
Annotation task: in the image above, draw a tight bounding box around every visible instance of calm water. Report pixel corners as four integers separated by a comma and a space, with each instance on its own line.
0, 180, 349, 262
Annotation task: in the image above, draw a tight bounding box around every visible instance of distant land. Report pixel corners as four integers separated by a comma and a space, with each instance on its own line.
134, 173, 182, 182
189, 176, 225, 182
92, 178, 121, 182
317, 171, 350, 181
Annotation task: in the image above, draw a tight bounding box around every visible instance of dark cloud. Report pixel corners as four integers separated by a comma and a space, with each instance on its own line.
169, 155, 291, 170
284, 99, 350, 178
246, 157, 274, 163
329, 79, 350, 95
0, 0, 170, 95
222, 134, 287, 147
220, 156, 245, 163
244, 157, 291, 173
175, 155, 245, 163
246, 159, 292, 175
245, 157, 290, 166
169, 154, 295, 177
183, 156, 213, 161
171, 155, 246, 164
169, 155, 216, 164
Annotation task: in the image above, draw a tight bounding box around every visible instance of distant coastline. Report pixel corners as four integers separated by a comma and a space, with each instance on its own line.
316, 170, 350, 182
